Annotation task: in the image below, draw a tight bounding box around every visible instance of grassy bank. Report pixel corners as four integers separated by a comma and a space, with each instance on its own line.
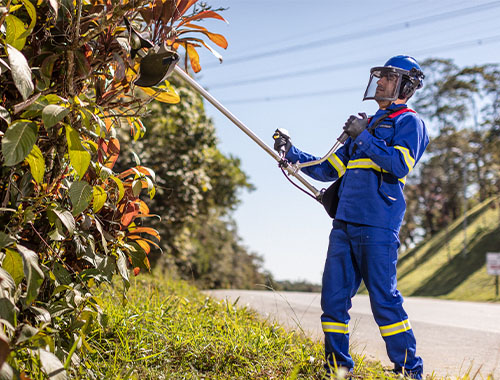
75, 272, 408, 380
397, 197, 500, 302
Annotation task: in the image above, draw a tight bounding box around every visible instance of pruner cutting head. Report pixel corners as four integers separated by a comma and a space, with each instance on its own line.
134, 43, 180, 88
124, 17, 154, 59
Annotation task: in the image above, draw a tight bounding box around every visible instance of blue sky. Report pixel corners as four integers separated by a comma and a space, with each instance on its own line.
187, 0, 500, 283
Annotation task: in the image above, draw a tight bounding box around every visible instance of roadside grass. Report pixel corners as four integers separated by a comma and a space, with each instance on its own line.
76, 272, 413, 380
358, 197, 500, 302
397, 197, 500, 302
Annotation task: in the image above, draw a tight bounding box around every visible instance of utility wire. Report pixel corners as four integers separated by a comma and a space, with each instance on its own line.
218, 34, 500, 105
205, 34, 500, 90
221, 86, 362, 105
204, 1, 500, 69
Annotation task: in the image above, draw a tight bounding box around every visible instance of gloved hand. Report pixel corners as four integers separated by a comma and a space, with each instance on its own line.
343, 113, 368, 140
273, 128, 292, 156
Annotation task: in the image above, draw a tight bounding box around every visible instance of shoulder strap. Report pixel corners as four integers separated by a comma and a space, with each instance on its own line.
388, 107, 416, 118
367, 105, 407, 133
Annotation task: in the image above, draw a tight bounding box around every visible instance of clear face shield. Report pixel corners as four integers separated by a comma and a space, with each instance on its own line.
363, 67, 404, 102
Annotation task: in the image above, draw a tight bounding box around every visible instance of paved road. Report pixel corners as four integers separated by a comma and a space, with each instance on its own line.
207, 290, 500, 379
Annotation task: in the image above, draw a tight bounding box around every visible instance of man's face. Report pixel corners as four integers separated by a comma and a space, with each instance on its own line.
376, 71, 399, 100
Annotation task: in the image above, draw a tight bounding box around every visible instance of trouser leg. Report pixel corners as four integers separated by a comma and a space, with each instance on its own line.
354, 225, 423, 378
321, 220, 361, 372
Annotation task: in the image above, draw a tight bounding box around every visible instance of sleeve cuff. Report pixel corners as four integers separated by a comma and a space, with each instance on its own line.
285, 145, 300, 162
354, 129, 372, 151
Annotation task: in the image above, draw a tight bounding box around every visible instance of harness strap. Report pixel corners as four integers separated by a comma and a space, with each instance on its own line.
388, 107, 415, 118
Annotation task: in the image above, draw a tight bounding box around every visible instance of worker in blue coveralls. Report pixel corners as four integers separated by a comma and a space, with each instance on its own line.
273, 55, 429, 379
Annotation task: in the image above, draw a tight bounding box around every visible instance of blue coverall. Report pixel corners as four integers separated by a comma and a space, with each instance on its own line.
285, 103, 429, 378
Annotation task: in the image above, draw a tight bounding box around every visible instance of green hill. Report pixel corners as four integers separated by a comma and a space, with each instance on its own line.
397, 197, 500, 302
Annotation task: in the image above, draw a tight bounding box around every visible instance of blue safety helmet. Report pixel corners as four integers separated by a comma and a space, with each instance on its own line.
363, 55, 425, 102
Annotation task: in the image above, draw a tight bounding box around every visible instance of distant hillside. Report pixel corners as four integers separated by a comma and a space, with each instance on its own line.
397, 197, 500, 302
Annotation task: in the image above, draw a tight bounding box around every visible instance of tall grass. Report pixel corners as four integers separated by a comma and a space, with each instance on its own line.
73, 272, 485, 379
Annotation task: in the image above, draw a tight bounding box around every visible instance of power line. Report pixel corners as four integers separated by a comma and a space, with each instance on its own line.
220, 86, 362, 105
204, 1, 500, 69
204, 34, 500, 89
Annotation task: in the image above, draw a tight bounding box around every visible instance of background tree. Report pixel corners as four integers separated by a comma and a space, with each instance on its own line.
400, 59, 500, 248
119, 78, 269, 288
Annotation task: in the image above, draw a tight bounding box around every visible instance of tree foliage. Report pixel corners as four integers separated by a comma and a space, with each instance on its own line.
400, 59, 499, 249
0, 0, 227, 377
119, 78, 266, 288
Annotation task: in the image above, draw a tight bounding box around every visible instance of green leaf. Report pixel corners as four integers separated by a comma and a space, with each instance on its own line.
5, 14, 27, 50
16, 245, 44, 305
132, 179, 142, 197
34, 349, 68, 380
52, 208, 75, 235
6, 44, 33, 100
2, 248, 24, 286
92, 185, 107, 213
0, 268, 15, 294
42, 104, 70, 128
110, 175, 125, 202
1, 120, 37, 166
93, 217, 108, 254
0, 232, 15, 249
19, 0, 36, 37
69, 181, 92, 216
0, 106, 11, 124
25, 144, 45, 184
65, 125, 90, 179
116, 249, 129, 290
0, 361, 14, 380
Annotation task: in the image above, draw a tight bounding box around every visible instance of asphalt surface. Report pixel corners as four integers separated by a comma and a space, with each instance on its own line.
206, 290, 500, 379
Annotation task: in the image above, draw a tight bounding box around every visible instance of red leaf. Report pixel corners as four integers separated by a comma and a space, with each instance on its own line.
105, 137, 120, 169
178, 10, 227, 27
174, 0, 198, 21
133, 267, 140, 276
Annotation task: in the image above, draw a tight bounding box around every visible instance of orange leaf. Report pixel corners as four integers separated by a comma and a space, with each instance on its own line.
186, 44, 201, 73
138, 200, 150, 215
180, 37, 222, 63
182, 22, 207, 31
128, 226, 160, 240
133, 267, 140, 276
142, 237, 161, 250
135, 239, 151, 254
121, 203, 140, 227
178, 10, 227, 27
126, 235, 142, 240
117, 166, 154, 179
178, 29, 228, 49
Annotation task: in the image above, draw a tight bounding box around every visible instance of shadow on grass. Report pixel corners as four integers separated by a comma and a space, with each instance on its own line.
398, 198, 495, 281
410, 225, 500, 297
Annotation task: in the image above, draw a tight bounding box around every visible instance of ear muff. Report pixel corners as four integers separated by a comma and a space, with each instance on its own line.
399, 77, 415, 99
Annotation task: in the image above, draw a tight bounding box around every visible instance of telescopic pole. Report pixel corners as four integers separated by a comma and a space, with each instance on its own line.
173, 65, 322, 199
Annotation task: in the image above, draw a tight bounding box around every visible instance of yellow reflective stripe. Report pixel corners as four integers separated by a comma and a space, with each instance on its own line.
379, 319, 411, 337
347, 158, 406, 184
394, 145, 415, 172
322, 321, 349, 334
327, 153, 346, 177
347, 158, 383, 171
